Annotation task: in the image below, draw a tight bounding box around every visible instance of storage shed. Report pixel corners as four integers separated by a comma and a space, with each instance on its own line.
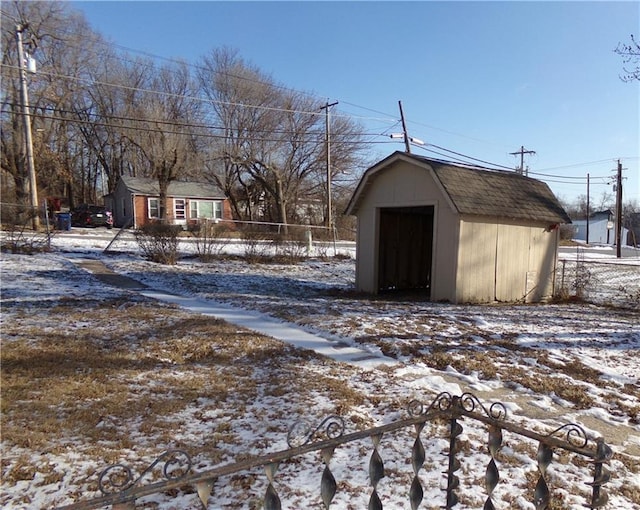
345, 152, 571, 303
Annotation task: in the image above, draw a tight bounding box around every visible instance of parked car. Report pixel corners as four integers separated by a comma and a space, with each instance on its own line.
71, 204, 113, 228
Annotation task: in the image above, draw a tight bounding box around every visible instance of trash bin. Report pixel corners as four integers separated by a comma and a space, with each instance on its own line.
56, 212, 71, 231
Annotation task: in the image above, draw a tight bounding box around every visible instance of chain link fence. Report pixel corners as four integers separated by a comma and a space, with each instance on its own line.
556, 256, 640, 310
0, 202, 56, 253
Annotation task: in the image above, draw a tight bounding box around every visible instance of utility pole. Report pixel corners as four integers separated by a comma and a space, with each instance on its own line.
586, 173, 590, 245
615, 159, 623, 258
398, 100, 411, 153
320, 100, 338, 230
16, 24, 39, 230
510, 145, 536, 175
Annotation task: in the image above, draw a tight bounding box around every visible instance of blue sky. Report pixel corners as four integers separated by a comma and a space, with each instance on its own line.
72, 1, 639, 205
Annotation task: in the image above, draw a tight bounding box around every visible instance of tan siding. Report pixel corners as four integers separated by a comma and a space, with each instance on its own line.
527, 226, 557, 302
350, 154, 564, 304
354, 206, 377, 293
431, 207, 459, 303
353, 160, 459, 300
495, 224, 530, 302
456, 219, 558, 303
457, 221, 497, 303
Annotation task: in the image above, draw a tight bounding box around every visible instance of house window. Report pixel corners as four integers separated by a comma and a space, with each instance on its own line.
190, 200, 223, 220
174, 199, 186, 220
148, 198, 160, 219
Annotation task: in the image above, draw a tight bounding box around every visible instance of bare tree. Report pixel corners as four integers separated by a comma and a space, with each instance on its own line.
197, 48, 280, 221
197, 48, 367, 231
615, 34, 640, 82
80, 52, 151, 197
125, 60, 201, 221
1, 1, 72, 206
561, 193, 593, 221
2, 4, 368, 230
1, 1, 110, 209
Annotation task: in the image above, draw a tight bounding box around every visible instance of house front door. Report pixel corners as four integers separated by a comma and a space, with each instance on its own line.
174, 199, 187, 227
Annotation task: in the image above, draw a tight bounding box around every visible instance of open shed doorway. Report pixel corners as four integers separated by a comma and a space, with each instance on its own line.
378, 206, 434, 295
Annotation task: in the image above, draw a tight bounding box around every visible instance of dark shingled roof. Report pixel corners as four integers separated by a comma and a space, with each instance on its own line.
425, 157, 572, 224
346, 152, 571, 224
120, 176, 225, 199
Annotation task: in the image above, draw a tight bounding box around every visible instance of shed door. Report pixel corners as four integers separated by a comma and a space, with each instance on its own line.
378, 206, 434, 295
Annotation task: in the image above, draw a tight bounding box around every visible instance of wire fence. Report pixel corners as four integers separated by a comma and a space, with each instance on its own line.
556, 257, 640, 310
2, 201, 638, 310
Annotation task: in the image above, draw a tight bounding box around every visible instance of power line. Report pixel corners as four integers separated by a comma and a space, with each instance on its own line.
2, 23, 536, 167
418, 142, 515, 171
69, 37, 406, 124
11, 25, 519, 142
0, 63, 332, 118
527, 171, 609, 180
535, 177, 609, 185
1, 62, 402, 132
10, 108, 398, 145
533, 159, 619, 172
5, 101, 388, 140
4, 54, 633, 185
25, 32, 399, 126
48, 16, 528, 151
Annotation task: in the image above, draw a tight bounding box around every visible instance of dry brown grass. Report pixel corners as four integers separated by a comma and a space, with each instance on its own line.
2, 286, 638, 508
1, 297, 373, 490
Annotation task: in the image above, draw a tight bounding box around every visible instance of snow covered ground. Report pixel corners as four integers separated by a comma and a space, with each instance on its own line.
1, 229, 639, 509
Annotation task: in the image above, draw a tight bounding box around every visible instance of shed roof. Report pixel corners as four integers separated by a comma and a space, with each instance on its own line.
119, 176, 226, 199
346, 152, 571, 224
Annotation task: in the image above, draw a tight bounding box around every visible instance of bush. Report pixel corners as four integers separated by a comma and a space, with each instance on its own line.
273, 227, 310, 263
240, 227, 271, 263
188, 220, 231, 262
134, 222, 182, 264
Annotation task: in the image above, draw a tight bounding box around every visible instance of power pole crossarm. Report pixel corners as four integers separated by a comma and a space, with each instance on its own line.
510, 146, 536, 175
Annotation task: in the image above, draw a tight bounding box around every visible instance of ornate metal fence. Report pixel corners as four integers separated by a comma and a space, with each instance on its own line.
54, 392, 612, 510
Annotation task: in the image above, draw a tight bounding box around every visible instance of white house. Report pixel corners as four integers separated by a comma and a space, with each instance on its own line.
572, 210, 630, 245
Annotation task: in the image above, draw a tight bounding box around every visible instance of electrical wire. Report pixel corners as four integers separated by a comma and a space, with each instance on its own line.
3, 49, 635, 184
57, 31, 403, 124
528, 171, 610, 180
11, 108, 398, 145
9, 5, 639, 183
0, 63, 330, 118
425, 143, 515, 170
4, 101, 389, 140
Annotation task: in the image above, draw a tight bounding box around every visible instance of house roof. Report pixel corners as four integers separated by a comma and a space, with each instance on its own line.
119, 176, 226, 199
345, 152, 571, 224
